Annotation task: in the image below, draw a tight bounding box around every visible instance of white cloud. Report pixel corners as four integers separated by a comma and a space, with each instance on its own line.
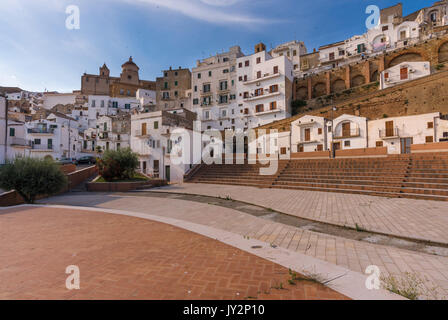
126, 0, 279, 25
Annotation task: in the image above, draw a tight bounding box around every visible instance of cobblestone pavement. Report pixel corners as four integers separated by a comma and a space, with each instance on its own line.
0, 207, 348, 300
41, 193, 448, 299
150, 183, 448, 245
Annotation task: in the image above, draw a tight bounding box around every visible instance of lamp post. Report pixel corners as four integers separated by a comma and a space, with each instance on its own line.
331, 106, 337, 159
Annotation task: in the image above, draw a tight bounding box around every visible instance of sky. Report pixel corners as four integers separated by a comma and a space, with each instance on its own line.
0, 0, 430, 92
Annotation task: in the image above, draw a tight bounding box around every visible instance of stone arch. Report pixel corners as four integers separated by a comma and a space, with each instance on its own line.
296, 86, 308, 100
332, 79, 346, 93
388, 52, 423, 68
351, 75, 365, 87
438, 41, 448, 63
313, 82, 326, 98
370, 70, 379, 82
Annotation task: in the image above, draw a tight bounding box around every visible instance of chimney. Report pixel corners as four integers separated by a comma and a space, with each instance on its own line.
254, 43, 266, 53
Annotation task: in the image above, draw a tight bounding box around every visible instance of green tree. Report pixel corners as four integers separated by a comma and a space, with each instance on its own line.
97, 148, 139, 181
291, 99, 307, 116
0, 158, 68, 203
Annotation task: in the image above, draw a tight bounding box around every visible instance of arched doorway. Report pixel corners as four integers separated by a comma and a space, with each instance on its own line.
332, 79, 346, 92
313, 82, 326, 98
439, 42, 448, 63
351, 75, 365, 87
388, 52, 423, 68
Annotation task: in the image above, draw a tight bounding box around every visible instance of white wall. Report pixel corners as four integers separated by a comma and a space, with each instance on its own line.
42, 93, 77, 109
291, 115, 328, 153
0, 97, 6, 164
331, 114, 368, 150
380, 61, 431, 89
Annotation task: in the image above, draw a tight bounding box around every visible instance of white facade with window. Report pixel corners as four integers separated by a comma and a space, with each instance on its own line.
291, 115, 328, 153
368, 113, 441, 154
0, 97, 6, 164
96, 115, 130, 153
270, 40, 307, 75
236, 49, 293, 129
191, 46, 244, 131
331, 114, 368, 150
380, 61, 430, 89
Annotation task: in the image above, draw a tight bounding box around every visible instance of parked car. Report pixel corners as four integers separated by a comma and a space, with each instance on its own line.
58, 157, 76, 165
76, 156, 96, 165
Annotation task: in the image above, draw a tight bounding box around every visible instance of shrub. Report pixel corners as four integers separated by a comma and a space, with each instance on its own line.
97, 148, 139, 181
0, 158, 68, 203
291, 99, 307, 116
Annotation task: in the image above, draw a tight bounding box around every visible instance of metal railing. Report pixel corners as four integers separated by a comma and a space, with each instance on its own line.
334, 127, 360, 139
27, 128, 55, 134
10, 137, 32, 147
379, 127, 399, 139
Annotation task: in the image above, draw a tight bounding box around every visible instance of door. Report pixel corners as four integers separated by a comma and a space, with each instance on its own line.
400, 138, 413, 154
142, 123, 147, 136
304, 128, 311, 141
342, 122, 351, 137
400, 67, 408, 80
48, 138, 53, 150
142, 161, 147, 174
298, 145, 304, 153
153, 160, 159, 177
385, 121, 394, 137
165, 166, 170, 182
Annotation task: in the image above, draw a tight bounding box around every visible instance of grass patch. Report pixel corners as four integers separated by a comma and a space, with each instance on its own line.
95, 172, 149, 183
381, 272, 444, 300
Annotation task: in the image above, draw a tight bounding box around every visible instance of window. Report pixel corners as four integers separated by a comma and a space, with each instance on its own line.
219, 95, 228, 104
174, 91, 178, 97
269, 84, 278, 93
120, 89, 124, 95
273, 66, 279, 74
208, 71, 212, 77
344, 140, 351, 147
257, 71, 262, 79
34, 139, 41, 145
239, 76, 243, 81
193, 98, 199, 105
255, 88, 263, 96
164, 72, 168, 77
382, 26, 389, 31
127, 90, 131, 96
376, 141, 384, 147
256, 104, 264, 113
426, 136, 434, 143
194, 85, 197, 92
245, 60, 249, 67
154, 121, 159, 129
101, 100, 104, 108
164, 82, 168, 89
316, 144, 323, 151
197, 73, 201, 79
244, 108, 249, 115
204, 111, 210, 119
238, 62, 243, 68
318, 128, 322, 135
293, 50, 297, 56
244, 75, 247, 81
174, 71, 178, 76
400, 67, 408, 80
174, 81, 178, 86
256, 57, 261, 64
162, 92, 170, 99
219, 81, 228, 90
223, 69, 229, 73
91, 100, 96, 107
339, 50, 345, 56
270, 101, 277, 110
125, 104, 130, 109
384, 72, 389, 79
9, 128, 15, 137
329, 52, 335, 61
427, 122, 434, 129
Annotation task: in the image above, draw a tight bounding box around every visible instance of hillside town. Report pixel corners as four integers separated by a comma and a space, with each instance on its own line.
4, 0, 448, 304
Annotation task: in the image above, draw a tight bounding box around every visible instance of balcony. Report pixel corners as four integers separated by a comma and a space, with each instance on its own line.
254, 107, 282, 116
81, 148, 96, 154
217, 85, 230, 93
200, 90, 213, 97
98, 133, 110, 140
334, 128, 360, 139
379, 128, 399, 139
32, 144, 54, 151
242, 72, 281, 85
297, 139, 320, 145
10, 137, 32, 148
243, 91, 280, 102
134, 129, 150, 138
27, 128, 55, 134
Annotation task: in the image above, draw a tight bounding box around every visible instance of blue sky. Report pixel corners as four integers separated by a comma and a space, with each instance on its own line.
0, 0, 428, 92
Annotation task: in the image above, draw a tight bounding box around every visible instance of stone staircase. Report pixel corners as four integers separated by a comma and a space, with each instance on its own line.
187, 153, 448, 201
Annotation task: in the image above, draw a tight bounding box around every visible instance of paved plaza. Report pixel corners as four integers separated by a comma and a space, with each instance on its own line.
0, 206, 348, 300
37, 187, 448, 299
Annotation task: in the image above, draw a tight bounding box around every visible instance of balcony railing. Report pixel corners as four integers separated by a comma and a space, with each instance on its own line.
334, 128, 360, 139
32, 144, 54, 150
242, 72, 281, 85
27, 128, 55, 134
10, 137, 32, 147
379, 128, 399, 139
134, 129, 150, 137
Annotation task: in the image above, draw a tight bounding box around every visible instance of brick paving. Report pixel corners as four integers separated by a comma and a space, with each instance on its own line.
42, 193, 448, 298
152, 183, 448, 245
0, 207, 348, 300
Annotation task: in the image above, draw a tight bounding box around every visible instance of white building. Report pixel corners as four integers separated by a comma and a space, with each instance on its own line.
380, 61, 431, 89
42, 92, 77, 109
291, 115, 329, 153
191, 46, 244, 131
80, 127, 97, 156
368, 113, 442, 154
236, 43, 294, 129
25, 115, 80, 161
0, 96, 6, 164
270, 40, 307, 75
86, 95, 138, 129
365, 20, 420, 53
96, 114, 130, 153
130, 108, 196, 182
137, 88, 156, 108
7, 119, 32, 160
331, 114, 368, 151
